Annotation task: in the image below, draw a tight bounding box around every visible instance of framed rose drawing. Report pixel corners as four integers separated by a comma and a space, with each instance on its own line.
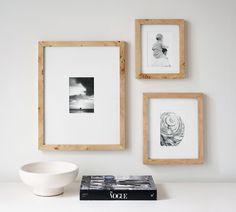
136, 19, 185, 79
38, 41, 126, 150
143, 93, 203, 164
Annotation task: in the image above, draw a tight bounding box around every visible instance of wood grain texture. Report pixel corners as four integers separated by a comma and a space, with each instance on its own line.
143, 93, 204, 164
135, 19, 185, 79
39, 144, 124, 151
38, 42, 44, 149
143, 94, 149, 164
135, 20, 142, 79
119, 41, 126, 149
39, 41, 123, 47
197, 93, 204, 163
38, 41, 126, 151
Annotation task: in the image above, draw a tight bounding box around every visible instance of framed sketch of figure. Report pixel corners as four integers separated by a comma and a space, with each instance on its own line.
136, 19, 185, 79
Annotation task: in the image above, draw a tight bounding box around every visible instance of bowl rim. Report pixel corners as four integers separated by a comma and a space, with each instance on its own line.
19, 161, 79, 176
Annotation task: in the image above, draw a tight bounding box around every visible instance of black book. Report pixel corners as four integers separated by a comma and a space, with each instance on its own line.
80, 175, 157, 200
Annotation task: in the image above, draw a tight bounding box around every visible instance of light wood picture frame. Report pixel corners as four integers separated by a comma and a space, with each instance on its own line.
143, 93, 203, 164
38, 41, 126, 151
136, 19, 185, 79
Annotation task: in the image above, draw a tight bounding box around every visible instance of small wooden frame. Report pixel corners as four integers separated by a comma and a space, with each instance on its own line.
143, 93, 203, 164
136, 19, 185, 79
38, 41, 126, 150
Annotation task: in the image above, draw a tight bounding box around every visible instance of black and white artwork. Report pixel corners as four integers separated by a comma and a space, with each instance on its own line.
69, 77, 94, 113
152, 33, 170, 67
141, 24, 181, 75
160, 112, 185, 146
80, 176, 156, 190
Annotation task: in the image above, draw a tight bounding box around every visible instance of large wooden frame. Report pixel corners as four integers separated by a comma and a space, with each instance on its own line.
38, 41, 126, 151
136, 19, 185, 79
143, 93, 203, 164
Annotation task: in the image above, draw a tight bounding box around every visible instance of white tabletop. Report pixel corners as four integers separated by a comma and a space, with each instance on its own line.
0, 182, 235, 212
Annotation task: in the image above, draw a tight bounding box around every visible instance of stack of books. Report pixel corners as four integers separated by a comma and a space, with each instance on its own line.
80, 175, 157, 200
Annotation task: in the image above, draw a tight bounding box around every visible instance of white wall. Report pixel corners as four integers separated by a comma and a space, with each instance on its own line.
0, 0, 236, 182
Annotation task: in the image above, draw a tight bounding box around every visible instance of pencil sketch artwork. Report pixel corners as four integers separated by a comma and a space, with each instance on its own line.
69, 77, 94, 113
152, 33, 170, 67
160, 112, 185, 146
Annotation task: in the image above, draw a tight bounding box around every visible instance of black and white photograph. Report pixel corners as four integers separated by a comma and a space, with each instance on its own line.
160, 112, 185, 146
80, 175, 156, 190
80, 175, 157, 200
39, 42, 125, 150
69, 77, 94, 113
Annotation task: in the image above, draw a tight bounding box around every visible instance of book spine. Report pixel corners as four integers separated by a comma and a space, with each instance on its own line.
80, 190, 157, 200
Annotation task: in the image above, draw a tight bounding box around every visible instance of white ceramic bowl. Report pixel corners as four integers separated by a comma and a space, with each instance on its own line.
19, 161, 78, 196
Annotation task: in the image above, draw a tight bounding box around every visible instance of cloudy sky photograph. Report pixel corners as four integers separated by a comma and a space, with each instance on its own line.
69, 77, 94, 113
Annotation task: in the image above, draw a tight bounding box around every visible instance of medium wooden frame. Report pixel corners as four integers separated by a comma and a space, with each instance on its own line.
143, 93, 203, 164
38, 41, 126, 151
136, 19, 185, 79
